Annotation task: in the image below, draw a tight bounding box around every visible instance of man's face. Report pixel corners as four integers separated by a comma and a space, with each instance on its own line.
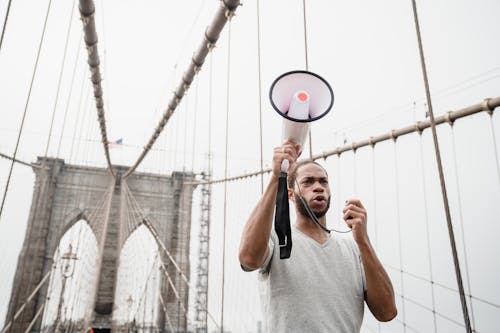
292, 163, 331, 218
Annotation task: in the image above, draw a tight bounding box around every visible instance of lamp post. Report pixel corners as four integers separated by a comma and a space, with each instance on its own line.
126, 295, 133, 332
54, 244, 78, 333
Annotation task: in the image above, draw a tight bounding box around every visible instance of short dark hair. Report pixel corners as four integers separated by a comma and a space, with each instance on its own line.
287, 160, 328, 189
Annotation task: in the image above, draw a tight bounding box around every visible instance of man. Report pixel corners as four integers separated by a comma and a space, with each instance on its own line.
239, 140, 397, 332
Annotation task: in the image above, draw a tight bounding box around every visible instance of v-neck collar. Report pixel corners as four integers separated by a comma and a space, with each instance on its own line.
293, 226, 332, 248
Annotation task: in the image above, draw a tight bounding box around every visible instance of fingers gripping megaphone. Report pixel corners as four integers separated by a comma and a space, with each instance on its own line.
269, 70, 334, 259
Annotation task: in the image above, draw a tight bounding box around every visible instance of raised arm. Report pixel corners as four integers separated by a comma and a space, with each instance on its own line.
238, 141, 300, 270
343, 199, 397, 322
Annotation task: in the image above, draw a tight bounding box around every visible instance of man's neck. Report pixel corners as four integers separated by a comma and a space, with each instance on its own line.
294, 215, 330, 244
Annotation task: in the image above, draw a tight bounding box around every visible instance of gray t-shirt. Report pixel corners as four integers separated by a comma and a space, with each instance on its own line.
258, 228, 366, 333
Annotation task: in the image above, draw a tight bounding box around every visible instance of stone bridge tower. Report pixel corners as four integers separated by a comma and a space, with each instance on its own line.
6, 157, 195, 332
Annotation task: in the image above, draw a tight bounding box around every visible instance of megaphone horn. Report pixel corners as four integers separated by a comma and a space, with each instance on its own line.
269, 70, 334, 260
269, 70, 334, 172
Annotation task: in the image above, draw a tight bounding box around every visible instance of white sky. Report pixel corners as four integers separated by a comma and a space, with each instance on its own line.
0, 0, 499, 332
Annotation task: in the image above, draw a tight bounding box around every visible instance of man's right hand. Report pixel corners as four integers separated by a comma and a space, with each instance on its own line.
272, 140, 302, 178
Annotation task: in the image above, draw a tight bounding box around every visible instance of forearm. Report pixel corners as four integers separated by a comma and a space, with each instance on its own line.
238, 176, 279, 269
357, 240, 397, 321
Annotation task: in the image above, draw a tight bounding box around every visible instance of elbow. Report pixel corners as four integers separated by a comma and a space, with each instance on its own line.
375, 306, 397, 322
238, 252, 261, 271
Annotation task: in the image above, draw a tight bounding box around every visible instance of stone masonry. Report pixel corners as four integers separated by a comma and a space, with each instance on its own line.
5, 157, 195, 332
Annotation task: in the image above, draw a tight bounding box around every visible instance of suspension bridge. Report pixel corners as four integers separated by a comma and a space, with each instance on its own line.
0, 0, 499, 332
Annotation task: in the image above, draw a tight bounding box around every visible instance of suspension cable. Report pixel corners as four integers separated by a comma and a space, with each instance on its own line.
23, 303, 44, 333
256, 0, 264, 193
158, 292, 175, 333
392, 142, 407, 330
191, 78, 200, 173
220, 20, 233, 333
411, 1, 471, 331
44, 0, 77, 158
0, 0, 53, 222
0, 0, 12, 52
417, 131, 438, 333
0, 152, 39, 168
123, 181, 222, 330
301, 0, 313, 159
0, 270, 52, 333
196, 96, 500, 185
78, 0, 114, 176
450, 126, 477, 328
2, 2, 56, 330
123, 0, 241, 178
57, 35, 84, 158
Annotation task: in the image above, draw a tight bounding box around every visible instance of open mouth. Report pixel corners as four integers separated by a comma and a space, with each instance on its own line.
312, 195, 326, 204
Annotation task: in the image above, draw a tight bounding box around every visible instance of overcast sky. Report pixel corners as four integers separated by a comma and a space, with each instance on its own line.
0, 0, 499, 332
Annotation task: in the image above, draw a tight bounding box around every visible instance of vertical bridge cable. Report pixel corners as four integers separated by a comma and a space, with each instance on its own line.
256, 0, 264, 193
417, 130, 438, 333
0, 0, 13, 52
485, 100, 500, 185
56, 35, 84, 158
450, 125, 477, 328
411, 1, 472, 331
392, 141, 407, 330
78, 0, 115, 176
302, 0, 313, 159
221, 19, 233, 333
44, 0, 77, 158
0, 0, 53, 222
123, 0, 241, 178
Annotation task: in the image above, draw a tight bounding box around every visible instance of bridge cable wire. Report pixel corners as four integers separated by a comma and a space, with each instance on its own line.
0, 270, 52, 333
256, 0, 264, 194
221, 19, 233, 333
4, 3, 75, 330
0, 0, 53, 222
301, 0, 313, 160
122, 182, 221, 329
450, 125, 477, 329
370, 145, 381, 333
10, 66, 90, 330
56, 34, 84, 158
59, 199, 94, 332
392, 142, 407, 330
411, 1, 472, 331
0, 0, 12, 53
123, 0, 241, 178
191, 77, 200, 173
0, 152, 38, 169
382, 262, 500, 328
196, 97, 500, 185
78, 0, 114, 176
488, 109, 500, 185
158, 292, 175, 333
44, 0, 77, 159
417, 131, 439, 333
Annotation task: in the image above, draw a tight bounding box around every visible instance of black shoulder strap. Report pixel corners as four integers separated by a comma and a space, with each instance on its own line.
274, 172, 292, 259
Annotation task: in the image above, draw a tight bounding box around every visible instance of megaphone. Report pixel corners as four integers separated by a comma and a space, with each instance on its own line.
269, 70, 334, 260
269, 70, 334, 172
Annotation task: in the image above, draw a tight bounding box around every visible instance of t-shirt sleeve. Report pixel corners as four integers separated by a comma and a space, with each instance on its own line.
258, 232, 276, 274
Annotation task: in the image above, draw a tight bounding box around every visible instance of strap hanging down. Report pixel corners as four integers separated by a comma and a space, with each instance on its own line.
274, 171, 292, 259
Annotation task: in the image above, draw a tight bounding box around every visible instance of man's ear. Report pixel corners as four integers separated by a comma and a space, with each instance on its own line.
288, 188, 295, 201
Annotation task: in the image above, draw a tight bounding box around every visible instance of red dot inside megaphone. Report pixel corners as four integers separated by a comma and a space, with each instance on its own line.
297, 92, 309, 102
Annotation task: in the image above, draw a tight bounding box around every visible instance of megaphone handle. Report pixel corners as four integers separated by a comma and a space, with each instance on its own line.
281, 159, 290, 173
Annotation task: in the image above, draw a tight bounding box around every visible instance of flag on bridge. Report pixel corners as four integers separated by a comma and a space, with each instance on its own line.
108, 138, 123, 148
